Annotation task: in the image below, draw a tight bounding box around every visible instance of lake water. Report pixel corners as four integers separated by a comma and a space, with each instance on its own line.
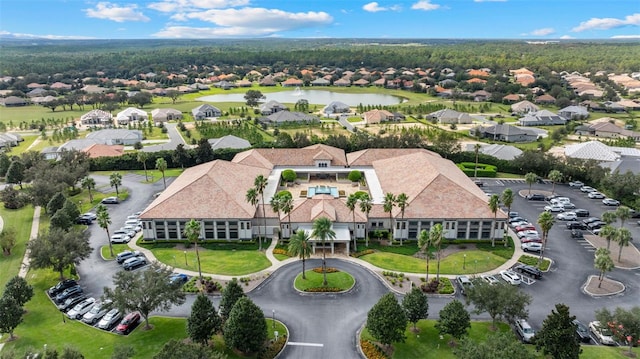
197, 89, 402, 106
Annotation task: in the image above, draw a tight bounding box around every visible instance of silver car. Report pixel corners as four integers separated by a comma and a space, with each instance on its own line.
97, 308, 121, 330
82, 300, 112, 324
66, 297, 96, 319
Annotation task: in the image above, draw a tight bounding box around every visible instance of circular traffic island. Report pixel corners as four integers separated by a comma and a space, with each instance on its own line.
294, 267, 355, 292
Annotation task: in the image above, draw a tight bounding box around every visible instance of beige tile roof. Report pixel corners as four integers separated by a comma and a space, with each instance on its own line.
347, 148, 436, 166
371, 152, 505, 219
82, 144, 124, 158
232, 144, 347, 168
140, 160, 271, 220
287, 195, 367, 223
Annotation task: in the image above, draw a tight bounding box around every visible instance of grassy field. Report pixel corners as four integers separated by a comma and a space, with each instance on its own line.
0, 205, 35, 289
149, 246, 271, 276
132, 168, 184, 183
359, 250, 506, 274
5, 135, 39, 154
100, 244, 130, 259
294, 269, 355, 291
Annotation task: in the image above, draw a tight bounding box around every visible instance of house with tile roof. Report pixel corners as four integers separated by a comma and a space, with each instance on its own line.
589, 122, 640, 142
82, 144, 125, 158
207, 135, 252, 150
558, 106, 589, 120
564, 141, 640, 162
510, 100, 539, 113
139, 145, 506, 252
192, 104, 222, 120
116, 107, 148, 126
362, 109, 395, 124
464, 143, 523, 161
518, 110, 567, 126
281, 78, 303, 87
80, 109, 114, 126
151, 108, 182, 124
471, 124, 538, 142
259, 100, 288, 115
426, 109, 473, 124
310, 78, 331, 86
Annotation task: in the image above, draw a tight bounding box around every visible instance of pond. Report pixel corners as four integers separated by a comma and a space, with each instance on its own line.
197, 89, 403, 106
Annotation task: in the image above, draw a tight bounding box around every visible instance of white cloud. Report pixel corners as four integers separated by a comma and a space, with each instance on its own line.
559, 35, 574, 39
531, 28, 555, 36
411, 1, 440, 11
156, 7, 333, 37
611, 34, 640, 39
0, 31, 94, 40
148, 0, 249, 13
84, 2, 150, 22
363, 2, 386, 12
572, 13, 640, 32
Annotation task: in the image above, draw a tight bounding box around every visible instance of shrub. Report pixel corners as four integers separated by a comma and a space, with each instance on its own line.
360, 340, 389, 359
281, 169, 296, 183
312, 267, 339, 273
272, 248, 290, 256
348, 170, 362, 182
457, 162, 498, 178
420, 278, 442, 293
351, 249, 375, 258
257, 335, 288, 359
305, 287, 343, 292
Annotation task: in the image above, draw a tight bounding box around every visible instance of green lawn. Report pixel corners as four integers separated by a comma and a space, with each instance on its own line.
5, 135, 39, 155
294, 269, 355, 291
100, 244, 130, 259
359, 250, 506, 274
149, 246, 271, 276
132, 168, 184, 183
0, 205, 35, 289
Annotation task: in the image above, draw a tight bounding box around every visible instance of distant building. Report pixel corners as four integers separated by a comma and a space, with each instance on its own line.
86, 129, 143, 146
426, 109, 473, 124
259, 100, 287, 115
322, 101, 350, 116
151, 108, 182, 124
207, 135, 252, 150
81, 109, 114, 126
558, 106, 589, 120
192, 104, 222, 120
116, 107, 148, 126
471, 124, 538, 143
518, 110, 566, 126
258, 111, 319, 125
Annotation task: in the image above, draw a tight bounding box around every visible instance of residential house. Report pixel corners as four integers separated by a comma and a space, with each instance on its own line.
207, 135, 252, 150
471, 124, 538, 142
362, 109, 395, 124
353, 79, 370, 87
116, 107, 148, 126
192, 104, 222, 120
259, 100, 287, 115
334, 78, 351, 87
518, 110, 567, 126
472, 90, 491, 102
558, 106, 589, 120
41, 146, 60, 160
603, 101, 626, 113
82, 144, 125, 158
151, 108, 182, 124
564, 141, 640, 162
1, 96, 28, 107
281, 78, 303, 87
259, 76, 276, 87
534, 94, 556, 104
464, 143, 523, 161
85, 129, 143, 146
81, 109, 114, 126
502, 94, 522, 103
0, 133, 22, 149
310, 78, 331, 86
590, 121, 640, 142
426, 109, 473, 124
511, 100, 539, 114
322, 101, 351, 116
259, 111, 319, 125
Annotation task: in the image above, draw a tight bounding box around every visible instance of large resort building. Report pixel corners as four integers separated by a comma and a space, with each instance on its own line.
139, 145, 506, 253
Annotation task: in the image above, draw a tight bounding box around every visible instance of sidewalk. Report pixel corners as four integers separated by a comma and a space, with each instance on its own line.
18, 206, 41, 278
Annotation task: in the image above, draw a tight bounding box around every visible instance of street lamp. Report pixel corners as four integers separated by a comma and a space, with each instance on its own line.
272, 309, 275, 329
184, 251, 188, 266
463, 254, 466, 270
474, 259, 478, 276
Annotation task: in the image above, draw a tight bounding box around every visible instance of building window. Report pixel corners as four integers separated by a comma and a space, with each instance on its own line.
457, 221, 468, 238
481, 221, 491, 239
228, 221, 238, 239
155, 221, 166, 239
167, 221, 178, 239
216, 221, 226, 239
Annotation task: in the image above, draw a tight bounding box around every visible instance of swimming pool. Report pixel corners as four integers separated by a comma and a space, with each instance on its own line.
307, 186, 339, 198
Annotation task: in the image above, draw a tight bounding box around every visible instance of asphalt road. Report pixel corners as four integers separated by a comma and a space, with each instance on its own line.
73, 176, 639, 356
142, 123, 187, 152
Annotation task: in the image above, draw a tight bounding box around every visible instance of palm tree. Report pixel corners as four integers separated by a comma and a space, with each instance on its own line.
383, 193, 396, 242
155, 157, 167, 190
599, 225, 617, 251
417, 229, 431, 282
501, 188, 513, 247
109, 172, 122, 197
488, 194, 500, 247
346, 193, 359, 252
548, 170, 563, 194
81, 176, 96, 203
429, 224, 444, 282
525, 172, 537, 195
254, 175, 268, 251
473, 143, 481, 179
96, 204, 114, 257
396, 193, 409, 246
594, 248, 614, 288
311, 217, 336, 286
288, 230, 311, 279
245, 188, 259, 244
137, 151, 149, 182
359, 194, 373, 247
184, 219, 203, 281
615, 206, 631, 229
537, 211, 554, 265
270, 196, 282, 243
280, 195, 294, 240
614, 228, 632, 262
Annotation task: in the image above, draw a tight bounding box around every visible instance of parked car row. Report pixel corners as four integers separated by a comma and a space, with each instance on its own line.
110, 212, 142, 244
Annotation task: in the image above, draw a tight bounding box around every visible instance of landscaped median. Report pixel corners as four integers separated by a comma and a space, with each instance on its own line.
294, 267, 355, 292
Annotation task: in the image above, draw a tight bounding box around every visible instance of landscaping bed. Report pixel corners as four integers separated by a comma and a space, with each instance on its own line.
294, 267, 355, 292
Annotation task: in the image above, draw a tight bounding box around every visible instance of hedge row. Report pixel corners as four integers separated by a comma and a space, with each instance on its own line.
457, 162, 498, 177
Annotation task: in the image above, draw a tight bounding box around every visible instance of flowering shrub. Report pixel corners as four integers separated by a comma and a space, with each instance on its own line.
312, 267, 339, 273
360, 340, 388, 359
305, 287, 343, 292
273, 248, 290, 256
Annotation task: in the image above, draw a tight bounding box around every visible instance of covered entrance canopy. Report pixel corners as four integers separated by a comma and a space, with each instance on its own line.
297, 223, 351, 254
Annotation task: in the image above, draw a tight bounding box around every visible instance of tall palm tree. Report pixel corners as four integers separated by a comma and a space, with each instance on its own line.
383, 193, 396, 242
599, 225, 617, 251
311, 217, 336, 286
155, 157, 167, 190
137, 151, 149, 182
548, 170, 563, 194
280, 195, 294, 240
109, 172, 122, 197
488, 194, 500, 247
525, 172, 537, 195
359, 193, 373, 247
96, 204, 113, 257
473, 143, 481, 179
288, 230, 311, 279
245, 188, 259, 244
254, 175, 268, 251
417, 229, 431, 282
615, 228, 632, 262
501, 188, 513, 247
346, 193, 359, 252
270, 196, 282, 243
615, 206, 631, 229
81, 176, 96, 203
594, 248, 614, 288
184, 219, 203, 281
396, 193, 409, 246
429, 224, 443, 282
537, 211, 554, 265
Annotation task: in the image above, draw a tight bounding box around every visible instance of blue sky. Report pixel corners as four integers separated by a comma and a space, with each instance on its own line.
1, 0, 638, 39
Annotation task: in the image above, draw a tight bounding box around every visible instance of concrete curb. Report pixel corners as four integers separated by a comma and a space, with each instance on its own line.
582, 275, 626, 297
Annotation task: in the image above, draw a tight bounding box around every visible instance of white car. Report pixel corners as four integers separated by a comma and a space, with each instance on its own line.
602, 198, 620, 206
588, 191, 605, 199
580, 186, 596, 193
110, 234, 131, 244
557, 212, 577, 221
500, 270, 522, 285
550, 197, 570, 205
517, 230, 539, 239
97, 308, 122, 330
66, 297, 96, 319
481, 275, 499, 285
521, 242, 542, 252
544, 204, 564, 213
123, 224, 142, 233
589, 321, 616, 345
569, 181, 584, 188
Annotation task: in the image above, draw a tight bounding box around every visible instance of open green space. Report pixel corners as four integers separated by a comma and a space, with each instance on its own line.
5, 135, 39, 155
147, 244, 271, 276
132, 168, 184, 182
294, 269, 355, 291
100, 244, 130, 259
0, 205, 35, 289
359, 250, 506, 274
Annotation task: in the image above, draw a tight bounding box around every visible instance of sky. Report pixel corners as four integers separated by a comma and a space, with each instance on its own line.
0, 0, 639, 40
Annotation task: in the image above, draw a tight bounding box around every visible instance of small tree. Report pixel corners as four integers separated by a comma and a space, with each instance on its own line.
223, 297, 267, 354
347, 170, 362, 183
417, 229, 432, 282
28, 228, 92, 280
366, 293, 408, 349
615, 228, 632, 262
5, 160, 25, 189
436, 299, 470, 344
0, 295, 23, 340
535, 303, 581, 359
156, 158, 167, 190
244, 90, 265, 107
311, 217, 336, 286
548, 169, 563, 194
594, 248, 614, 288
524, 172, 537, 195
47, 191, 66, 215
488, 194, 500, 247
153, 339, 226, 359
281, 169, 296, 183
454, 331, 536, 359
0, 227, 17, 255
102, 262, 186, 329
383, 193, 396, 241
596, 306, 640, 356
3, 276, 34, 308
109, 172, 122, 197
80, 176, 96, 203
187, 294, 221, 346
430, 224, 444, 282
467, 281, 531, 330
402, 287, 428, 331
396, 193, 409, 245
111, 345, 135, 359
219, 278, 246, 321
288, 230, 311, 279
183, 219, 203, 281
537, 211, 554, 264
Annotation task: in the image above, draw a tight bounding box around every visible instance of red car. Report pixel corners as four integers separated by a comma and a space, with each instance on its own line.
115, 312, 140, 334
520, 237, 542, 243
